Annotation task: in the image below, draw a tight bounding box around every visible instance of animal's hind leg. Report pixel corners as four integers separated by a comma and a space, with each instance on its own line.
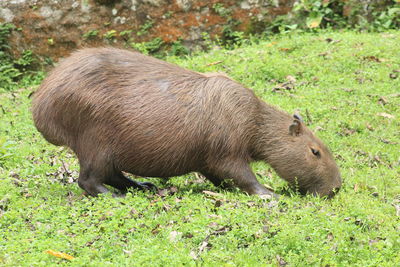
77, 164, 111, 196
105, 172, 157, 193
201, 171, 232, 189
76, 149, 114, 196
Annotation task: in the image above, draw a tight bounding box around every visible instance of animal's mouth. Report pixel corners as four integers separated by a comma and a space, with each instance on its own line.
311, 185, 341, 199
296, 183, 341, 199
327, 187, 340, 198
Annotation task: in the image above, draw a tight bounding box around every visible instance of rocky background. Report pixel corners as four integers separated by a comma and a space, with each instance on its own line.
0, 0, 397, 63
0, 0, 297, 62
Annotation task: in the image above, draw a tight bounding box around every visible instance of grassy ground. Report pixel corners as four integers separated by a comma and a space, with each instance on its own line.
0, 31, 399, 266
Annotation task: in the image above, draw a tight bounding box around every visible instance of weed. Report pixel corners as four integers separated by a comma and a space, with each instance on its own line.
137, 20, 154, 36
163, 11, 173, 19
47, 38, 54, 46
103, 30, 117, 40
293, 0, 347, 29
169, 39, 189, 56
14, 50, 35, 70
119, 29, 133, 41
131, 37, 164, 55
212, 3, 231, 17
274, 0, 400, 32
83, 29, 99, 40
0, 137, 15, 166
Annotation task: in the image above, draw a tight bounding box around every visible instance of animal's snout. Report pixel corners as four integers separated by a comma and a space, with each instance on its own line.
327, 186, 341, 199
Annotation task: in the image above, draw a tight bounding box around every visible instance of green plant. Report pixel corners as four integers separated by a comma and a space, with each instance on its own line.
14, 50, 34, 69
265, 15, 300, 34
268, 0, 400, 33
212, 3, 231, 17
0, 24, 36, 91
83, 29, 99, 40
220, 22, 245, 49
0, 23, 14, 52
137, 20, 154, 36
201, 32, 214, 50
163, 11, 173, 19
103, 30, 117, 40
169, 39, 189, 56
0, 23, 20, 91
119, 30, 133, 41
131, 37, 164, 55
0, 137, 15, 165
371, 6, 400, 30
292, 0, 347, 29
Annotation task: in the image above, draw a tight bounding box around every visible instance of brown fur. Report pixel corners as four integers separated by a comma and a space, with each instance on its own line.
32, 47, 342, 198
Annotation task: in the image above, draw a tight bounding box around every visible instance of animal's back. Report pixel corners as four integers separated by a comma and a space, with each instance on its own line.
32, 47, 259, 176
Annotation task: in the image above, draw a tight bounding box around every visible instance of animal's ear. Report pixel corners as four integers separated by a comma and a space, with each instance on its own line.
293, 113, 303, 122
289, 119, 303, 136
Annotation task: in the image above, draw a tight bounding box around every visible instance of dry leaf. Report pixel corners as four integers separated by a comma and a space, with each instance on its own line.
366, 124, 374, 131
272, 82, 294, 92
363, 56, 383, 63
393, 201, 400, 217
157, 189, 168, 197
388, 93, 400, 98
214, 199, 223, 207
169, 186, 178, 194
378, 97, 388, 105
327, 233, 334, 241
45, 250, 75, 261
123, 249, 132, 255
309, 21, 319, 28
371, 192, 379, 197
202, 190, 223, 198
341, 88, 354, 93
208, 222, 219, 228
276, 255, 288, 266
151, 224, 161, 235
190, 251, 198, 260
213, 226, 231, 235
206, 61, 223, 66
377, 113, 395, 119
286, 75, 296, 83
354, 183, 359, 192
325, 38, 341, 44
198, 236, 211, 254
380, 138, 397, 145
183, 233, 194, 238
169, 231, 181, 242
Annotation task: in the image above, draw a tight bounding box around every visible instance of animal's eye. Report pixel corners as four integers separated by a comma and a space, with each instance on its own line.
311, 148, 320, 156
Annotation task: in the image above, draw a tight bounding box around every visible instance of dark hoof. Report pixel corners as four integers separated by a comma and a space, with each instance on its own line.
137, 181, 157, 191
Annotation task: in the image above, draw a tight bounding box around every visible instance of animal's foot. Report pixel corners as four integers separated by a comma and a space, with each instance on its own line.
136, 181, 157, 191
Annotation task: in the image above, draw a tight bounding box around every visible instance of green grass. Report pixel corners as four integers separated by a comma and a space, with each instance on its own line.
1, 31, 399, 266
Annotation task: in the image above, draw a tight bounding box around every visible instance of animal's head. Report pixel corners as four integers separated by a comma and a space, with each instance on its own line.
269, 114, 342, 198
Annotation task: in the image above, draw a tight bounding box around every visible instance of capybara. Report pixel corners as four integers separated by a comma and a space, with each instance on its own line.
32, 47, 342, 198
